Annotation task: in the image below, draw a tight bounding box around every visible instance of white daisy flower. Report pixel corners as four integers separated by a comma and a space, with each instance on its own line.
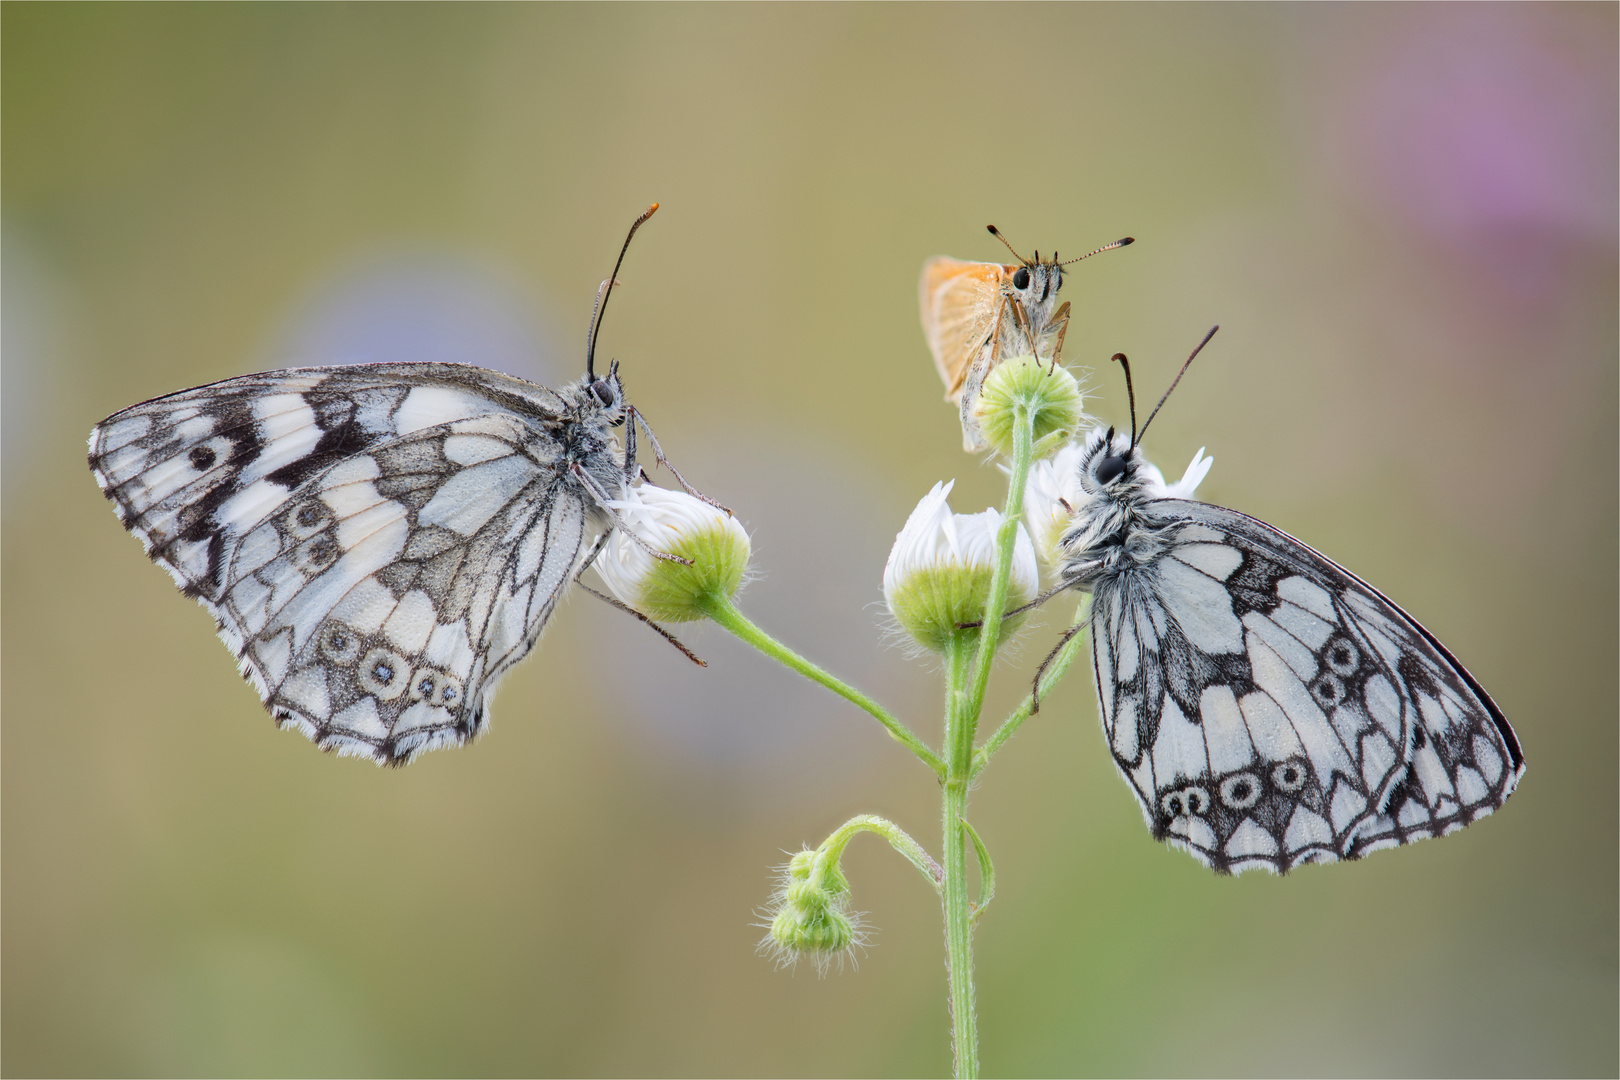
1022, 440, 1090, 565
595, 484, 750, 622
883, 480, 1039, 653
1142, 446, 1214, 499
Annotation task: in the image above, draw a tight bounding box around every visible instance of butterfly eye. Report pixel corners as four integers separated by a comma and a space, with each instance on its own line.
1011, 267, 1031, 291
592, 380, 615, 406
1095, 455, 1127, 485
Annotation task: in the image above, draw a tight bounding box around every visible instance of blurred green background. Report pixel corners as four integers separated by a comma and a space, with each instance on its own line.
4, 4, 1615, 1076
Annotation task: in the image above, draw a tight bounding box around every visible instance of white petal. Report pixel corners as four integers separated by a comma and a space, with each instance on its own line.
595, 484, 749, 607
884, 482, 1039, 610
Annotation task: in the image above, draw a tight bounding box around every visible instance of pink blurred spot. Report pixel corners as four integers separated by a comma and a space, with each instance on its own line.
1329, 9, 1617, 297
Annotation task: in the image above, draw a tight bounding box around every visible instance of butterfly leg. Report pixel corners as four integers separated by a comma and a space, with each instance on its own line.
627, 406, 732, 516
573, 533, 707, 666
1030, 622, 1084, 712
1006, 293, 1035, 346
569, 461, 695, 566
1042, 303, 1070, 374
958, 297, 1020, 451
621, 396, 641, 487
956, 582, 1071, 629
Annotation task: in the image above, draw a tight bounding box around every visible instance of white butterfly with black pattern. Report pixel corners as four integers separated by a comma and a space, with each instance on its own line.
87, 205, 696, 766
1046, 331, 1524, 873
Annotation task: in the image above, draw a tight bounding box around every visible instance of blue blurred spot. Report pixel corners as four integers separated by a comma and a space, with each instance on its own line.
263, 253, 566, 384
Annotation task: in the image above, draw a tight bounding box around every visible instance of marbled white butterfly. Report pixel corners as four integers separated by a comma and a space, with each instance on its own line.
1049, 328, 1524, 873
88, 205, 698, 766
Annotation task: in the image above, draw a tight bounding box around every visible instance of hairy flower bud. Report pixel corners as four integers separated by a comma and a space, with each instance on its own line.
595, 484, 750, 621
973, 353, 1085, 459
883, 481, 1038, 652
759, 848, 865, 974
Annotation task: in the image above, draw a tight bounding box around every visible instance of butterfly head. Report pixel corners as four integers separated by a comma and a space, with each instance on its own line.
1006, 258, 1064, 308
987, 226, 1133, 313
1086, 326, 1220, 494
1054, 425, 1156, 588
585, 360, 628, 425
1077, 425, 1147, 498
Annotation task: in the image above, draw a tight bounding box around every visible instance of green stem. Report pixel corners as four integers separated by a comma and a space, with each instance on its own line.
699, 594, 946, 779
961, 402, 1035, 734
942, 635, 978, 1079
960, 816, 996, 921
818, 814, 943, 893
971, 595, 1091, 781
938, 397, 1039, 1079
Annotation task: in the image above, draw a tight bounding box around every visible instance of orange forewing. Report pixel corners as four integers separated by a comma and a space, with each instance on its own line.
918, 257, 1015, 402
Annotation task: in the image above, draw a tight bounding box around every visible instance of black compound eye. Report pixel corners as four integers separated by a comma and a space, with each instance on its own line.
591, 380, 615, 406
1095, 455, 1127, 485
1011, 267, 1031, 291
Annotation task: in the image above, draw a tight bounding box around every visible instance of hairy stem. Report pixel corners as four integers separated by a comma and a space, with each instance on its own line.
961, 402, 1035, 735
972, 595, 1091, 781
699, 595, 946, 778
942, 634, 978, 1079
939, 396, 1038, 1078
819, 814, 944, 893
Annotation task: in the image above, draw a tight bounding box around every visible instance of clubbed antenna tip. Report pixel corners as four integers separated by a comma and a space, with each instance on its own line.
586, 203, 661, 379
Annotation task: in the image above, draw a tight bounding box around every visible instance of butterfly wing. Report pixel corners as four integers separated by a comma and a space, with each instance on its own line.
89, 364, 603, 764
918, 257, 1009, 403
1090, 499, 1524, 873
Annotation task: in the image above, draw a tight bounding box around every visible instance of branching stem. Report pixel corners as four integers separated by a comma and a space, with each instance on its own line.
972, 596, 1091, 781
818, 814, 944, 893
699, 595, 946, 778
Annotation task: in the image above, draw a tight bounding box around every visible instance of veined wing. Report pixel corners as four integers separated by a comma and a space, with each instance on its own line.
88, 364, 602, 764
1091, 499, 1524, 873
918, 257, 1008, 402
88, 363, 571, 596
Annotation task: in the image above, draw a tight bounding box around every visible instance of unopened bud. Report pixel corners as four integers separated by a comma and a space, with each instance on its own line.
595, 485, 750, 621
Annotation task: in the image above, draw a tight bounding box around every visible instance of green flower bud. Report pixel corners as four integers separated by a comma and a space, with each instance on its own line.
882, 481, 1038, 652
595, 485, 750, 621
759, 847, 865, 974
973, 353, 1084, 459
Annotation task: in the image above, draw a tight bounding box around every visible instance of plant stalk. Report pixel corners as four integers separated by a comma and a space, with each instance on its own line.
941, 633, 979, 1079
961, 402, 1036, 730
700, 595, 946, 778
972, 595, 1091, 781
941, 396, 1039, 1078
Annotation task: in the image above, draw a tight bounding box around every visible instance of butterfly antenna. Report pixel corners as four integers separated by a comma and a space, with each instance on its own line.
586, 202, 660, 380
986, 224, 1028, 263
1111, 353, 1139, 447
1059, 236, 1135, 266
1137, 325, 1219, 446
